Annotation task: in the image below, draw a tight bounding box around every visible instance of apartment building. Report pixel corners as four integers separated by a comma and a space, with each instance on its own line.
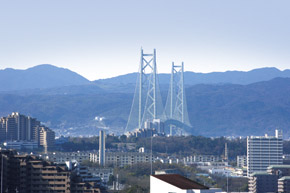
47, 151, 90, 163
90, 151, 151, 167
267, 165, 290, 176
18, 156, 71, 192
248, 172, 278, 193
184, 155, 221, 164
0, 150, 104, 193
247, 130, 283, 176
88, 168, 113, 183
248, 165, 290, 192
37, 126, 55, 151
278, 177, 290, 193
0, 112, 55, 150
0, 112, 40, 141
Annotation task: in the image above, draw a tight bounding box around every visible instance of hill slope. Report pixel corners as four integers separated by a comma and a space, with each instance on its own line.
0, 77, 290, 137
0, 64, 90, 91
187, 78, 290, 136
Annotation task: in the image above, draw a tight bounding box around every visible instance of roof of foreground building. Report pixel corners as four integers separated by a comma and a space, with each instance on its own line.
152, 174, 209, 190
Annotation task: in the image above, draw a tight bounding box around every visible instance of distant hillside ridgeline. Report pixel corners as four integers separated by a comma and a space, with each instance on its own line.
1, 65, 290, 93
0, 77, 290, 137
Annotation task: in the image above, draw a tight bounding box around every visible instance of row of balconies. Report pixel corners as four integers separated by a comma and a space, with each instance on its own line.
248, 150, 283, 152
248, 155, 282, 157
248, 144, 283, 147
248, 161, 282, 164
248, 148, 282, 151
248, 158, 282, 160
248, 146, 282, 149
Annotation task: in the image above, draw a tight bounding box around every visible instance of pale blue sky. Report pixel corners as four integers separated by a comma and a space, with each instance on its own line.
0, 0, 290, 80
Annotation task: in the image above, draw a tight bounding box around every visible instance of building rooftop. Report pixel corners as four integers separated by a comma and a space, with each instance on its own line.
268, 165, 290, 169
152, 174, 209, 190
248, 136, 279, 139
250, 172, 269, 176
279, 176, 290, 180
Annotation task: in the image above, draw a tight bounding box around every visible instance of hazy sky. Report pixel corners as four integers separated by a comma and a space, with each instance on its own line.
0, 0, 290, 80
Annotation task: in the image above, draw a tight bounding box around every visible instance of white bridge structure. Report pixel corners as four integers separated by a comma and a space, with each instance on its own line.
125, 49, 192, 135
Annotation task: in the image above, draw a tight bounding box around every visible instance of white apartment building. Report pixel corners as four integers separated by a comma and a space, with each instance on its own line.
184, 155, 221, 165
47, 151, 90, 163
88, 168, 113, 183
247, 130, 283, 176
208, 168, 232, 176
90, 151, 151, 167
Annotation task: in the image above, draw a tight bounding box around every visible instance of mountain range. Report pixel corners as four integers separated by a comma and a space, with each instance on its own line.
95, 67, 290, 87
1, 64, 290, 92
0, 64, 290, 137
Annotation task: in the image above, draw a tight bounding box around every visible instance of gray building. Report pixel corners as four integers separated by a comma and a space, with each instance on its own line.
247, 130, 283, 176
267, 165, 290, 176
248, 165, 290, 193
248, 172, 278, 193
278, 176, 290, 193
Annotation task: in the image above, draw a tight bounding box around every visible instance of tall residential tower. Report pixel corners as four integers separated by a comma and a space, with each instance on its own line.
247, 130, 283, 176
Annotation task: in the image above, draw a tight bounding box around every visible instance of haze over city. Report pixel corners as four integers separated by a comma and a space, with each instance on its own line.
1, 0, 290, 80
2, 1, 290, 192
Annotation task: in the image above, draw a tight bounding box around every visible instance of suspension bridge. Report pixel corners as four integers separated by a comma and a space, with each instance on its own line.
125, 49, 192, 135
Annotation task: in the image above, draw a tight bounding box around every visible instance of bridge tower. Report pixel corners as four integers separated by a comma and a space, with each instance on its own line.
164, 62, 191, 135
139, 48, 157, 127
125, 48, 164, 132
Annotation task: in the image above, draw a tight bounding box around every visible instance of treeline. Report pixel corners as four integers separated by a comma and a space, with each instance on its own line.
58, 135, 119, 151
136, 136, 246, 158
58, 135, 248, 158
58, 135, 290, 158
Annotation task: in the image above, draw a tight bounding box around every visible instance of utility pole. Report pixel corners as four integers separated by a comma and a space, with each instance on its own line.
1, 155, 3, 193
227, 171, 229, 193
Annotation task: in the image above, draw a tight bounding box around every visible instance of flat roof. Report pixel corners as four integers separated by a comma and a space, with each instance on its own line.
279, 176, 290, 180
250, 172, 269, 176
268, 165, 290, 169
152, 174, 209, 190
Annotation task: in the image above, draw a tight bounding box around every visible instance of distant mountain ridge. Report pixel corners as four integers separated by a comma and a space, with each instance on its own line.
0, 64, 90, 91
1, 65, 290, 92
95, 67, 290, 86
